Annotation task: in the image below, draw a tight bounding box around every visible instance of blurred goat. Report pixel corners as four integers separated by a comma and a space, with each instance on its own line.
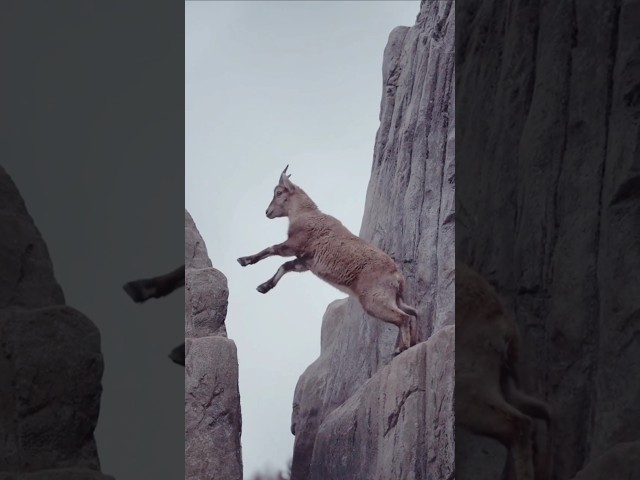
456, 261, 551, 480
123, 264, 185, 366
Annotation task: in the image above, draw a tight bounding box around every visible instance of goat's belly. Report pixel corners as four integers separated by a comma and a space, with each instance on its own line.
310, 268, 355, 296
324, 280, 354, 296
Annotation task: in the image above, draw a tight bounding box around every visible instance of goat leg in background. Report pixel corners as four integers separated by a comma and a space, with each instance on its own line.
168, 342, 185, 366
123, 264, 185, 303
237, 240, 298, 267
256, 257, 309, 294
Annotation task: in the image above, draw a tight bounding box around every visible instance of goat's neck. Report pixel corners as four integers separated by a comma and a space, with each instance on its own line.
287, 191, 319, 223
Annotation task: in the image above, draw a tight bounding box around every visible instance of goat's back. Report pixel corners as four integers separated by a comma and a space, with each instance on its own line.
300, 213, 398, 291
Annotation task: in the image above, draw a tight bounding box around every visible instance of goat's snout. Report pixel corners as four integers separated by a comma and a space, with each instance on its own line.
266, 205, 275, 218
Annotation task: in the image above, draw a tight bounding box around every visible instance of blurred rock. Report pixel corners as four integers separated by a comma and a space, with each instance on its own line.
571, 441, 640, 480
0, 166, 107, 476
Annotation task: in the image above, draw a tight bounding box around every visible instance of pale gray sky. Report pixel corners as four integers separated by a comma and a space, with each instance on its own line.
185, 1, 420, 476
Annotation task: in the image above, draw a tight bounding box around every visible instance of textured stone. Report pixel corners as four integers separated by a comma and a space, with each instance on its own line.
185, 209, 213, 271
457, 0, 640, 478
184, 209, 242, 480
0, 166, 107, 476
308, 326, 454, 480
570, 441, 640, 480
185, 267, 228, 338
0, 307, 103, 472
185, 337, 242, 480
291, 1, 455, 478
0, 168, 63, 310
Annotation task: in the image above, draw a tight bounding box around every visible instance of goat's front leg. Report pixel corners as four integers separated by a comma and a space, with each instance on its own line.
237, 241, 297, 267
257, 258, 309, 294
123, 264, 185, 303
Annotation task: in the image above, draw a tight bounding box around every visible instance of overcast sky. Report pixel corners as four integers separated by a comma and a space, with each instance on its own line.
186, 1, 420, 477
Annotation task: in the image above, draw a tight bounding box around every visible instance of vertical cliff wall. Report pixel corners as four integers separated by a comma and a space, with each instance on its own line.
290, 1, 455, 478
184, 210, 243, 480
457, 0, 640, 478
0, 166, 112, 480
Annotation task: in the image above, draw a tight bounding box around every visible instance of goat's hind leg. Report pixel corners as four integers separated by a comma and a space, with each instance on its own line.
362, 295, 412, 355
397, 298, 419, 346
459, 387, 535, 480
257, 258, 308, 294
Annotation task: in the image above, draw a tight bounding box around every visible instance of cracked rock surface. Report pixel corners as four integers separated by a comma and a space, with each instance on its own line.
457, 0, 640, 478
184, 209, 242, 480
290, 1, 455, 478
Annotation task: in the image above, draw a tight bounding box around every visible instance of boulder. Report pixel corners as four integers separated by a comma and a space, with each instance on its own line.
0, 166, 107, 475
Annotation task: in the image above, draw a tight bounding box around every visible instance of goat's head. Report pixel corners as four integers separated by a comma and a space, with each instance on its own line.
266, 165, 296, 219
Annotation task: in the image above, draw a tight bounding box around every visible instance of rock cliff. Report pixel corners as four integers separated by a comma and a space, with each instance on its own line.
290, 1, 455, 478
0, 166, 112, 480
184, 210, 243, 480
457, 0, 640, 478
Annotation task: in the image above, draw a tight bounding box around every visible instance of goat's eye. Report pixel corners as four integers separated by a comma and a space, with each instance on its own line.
277, 191, 282, 197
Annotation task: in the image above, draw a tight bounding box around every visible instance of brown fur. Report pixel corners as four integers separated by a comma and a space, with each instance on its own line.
238, 166, 418, 354
456, 261, 551, 480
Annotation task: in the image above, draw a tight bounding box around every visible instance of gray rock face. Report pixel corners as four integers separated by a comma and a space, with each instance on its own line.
290, 1, 455, 478
184, 209, 242, 480
0, 166, 107, 477
457, 0, 640, 478
309, 326, 454, 480
570, 441, 640, 480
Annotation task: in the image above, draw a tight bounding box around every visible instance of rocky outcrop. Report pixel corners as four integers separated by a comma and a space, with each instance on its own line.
184, 210, 242, 480
308, 326, 454, 480
290, 1, 455, 478
0, 166, 112, 479
457, 0, 640, 478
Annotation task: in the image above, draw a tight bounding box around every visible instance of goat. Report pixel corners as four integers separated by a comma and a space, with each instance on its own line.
123, 264, 185, 366
456, 261, 551, 480
237, 166, 419, 354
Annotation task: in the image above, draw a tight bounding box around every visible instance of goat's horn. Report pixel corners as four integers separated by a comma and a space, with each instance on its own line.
282, 165, 289, 175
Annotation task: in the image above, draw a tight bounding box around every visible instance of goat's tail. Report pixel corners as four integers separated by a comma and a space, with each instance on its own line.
398, 299, 418, 318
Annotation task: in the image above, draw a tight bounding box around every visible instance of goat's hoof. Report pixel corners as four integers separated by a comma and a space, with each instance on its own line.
237, 257, 251, 267
123, 281, 152, 303
393, 345, 409, 356
256, 283, 271, 294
